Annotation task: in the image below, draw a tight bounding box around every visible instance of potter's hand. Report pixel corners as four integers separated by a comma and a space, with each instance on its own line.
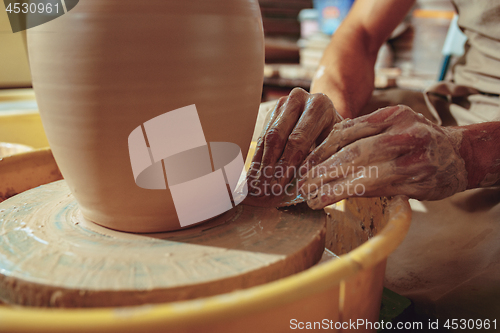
298, 105, 468, 209
248, 88, 342, 196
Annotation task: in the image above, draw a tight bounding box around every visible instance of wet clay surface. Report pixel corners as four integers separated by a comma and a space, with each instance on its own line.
27, 0, 264, 232
0, 181, 326, 307
242, 178, 307, 207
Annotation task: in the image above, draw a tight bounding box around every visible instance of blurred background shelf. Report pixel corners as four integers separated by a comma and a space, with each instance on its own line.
259, 0, 457, 101
0, 0, 459, 148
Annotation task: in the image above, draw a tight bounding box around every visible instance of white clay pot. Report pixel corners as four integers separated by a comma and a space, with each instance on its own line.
27, 0, 264, 232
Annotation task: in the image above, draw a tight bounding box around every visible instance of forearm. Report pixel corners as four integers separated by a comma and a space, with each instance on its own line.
310, 24, 376, 119
458, 122, 500, 189
310, 0, 415, 119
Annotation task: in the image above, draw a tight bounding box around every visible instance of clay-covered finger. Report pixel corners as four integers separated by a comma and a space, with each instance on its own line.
298, 110, 397, 178
253, 88, 309, 194
247, 97, 287, 183
274, 93, 336, 187
305, 139, 445, 208
297, 128, 424, 193
258, 96, 289, 139
304, 163, 404, 209
298, 105, 428, 178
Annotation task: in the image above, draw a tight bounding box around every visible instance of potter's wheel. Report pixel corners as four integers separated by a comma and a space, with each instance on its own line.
0, 180, 326, 308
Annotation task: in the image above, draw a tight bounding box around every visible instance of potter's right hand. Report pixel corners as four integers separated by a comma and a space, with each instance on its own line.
297, 105, 469, 208
247, 88, 342, 196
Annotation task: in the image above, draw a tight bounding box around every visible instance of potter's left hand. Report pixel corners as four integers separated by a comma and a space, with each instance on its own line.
248, 88, 342, 196
298, 105, 469, 209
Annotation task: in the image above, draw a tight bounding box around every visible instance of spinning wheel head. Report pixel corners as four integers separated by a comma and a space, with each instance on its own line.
0, 181, 326, 307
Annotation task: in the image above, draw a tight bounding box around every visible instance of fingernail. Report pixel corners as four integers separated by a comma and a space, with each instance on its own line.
320, 191, 330, 204
306, 195, 319, 210
307, 188, 319, 200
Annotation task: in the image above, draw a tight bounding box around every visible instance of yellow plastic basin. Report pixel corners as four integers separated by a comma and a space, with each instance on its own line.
0, 148, 411, 332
